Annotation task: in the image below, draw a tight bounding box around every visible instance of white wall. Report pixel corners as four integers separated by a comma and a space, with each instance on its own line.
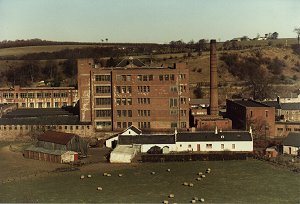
175, 141, 253, 152
283, 145, 299, 155
105, 136, 118, 148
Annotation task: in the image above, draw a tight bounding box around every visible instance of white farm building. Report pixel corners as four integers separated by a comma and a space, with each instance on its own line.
107, 126, 253, 163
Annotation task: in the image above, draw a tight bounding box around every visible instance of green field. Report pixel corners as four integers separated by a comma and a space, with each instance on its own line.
0, 160, 299, 203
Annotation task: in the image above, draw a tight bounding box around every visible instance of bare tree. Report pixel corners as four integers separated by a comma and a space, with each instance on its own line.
294, 27, 300, 45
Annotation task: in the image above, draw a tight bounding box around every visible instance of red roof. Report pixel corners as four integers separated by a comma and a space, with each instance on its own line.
37, 131, 77, 145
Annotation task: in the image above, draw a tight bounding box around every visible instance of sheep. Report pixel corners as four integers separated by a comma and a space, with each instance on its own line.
191, 199, 196, 203
163, 200, 168, 204
107, 174, 111, 177
103, 173, 108, 176
193, 197, 199, 201
169, 194, 175, 198
207, 168, 211, 171
151, 171, 156, 175
87, 174, 92, 178
167, 169, 171, 172
201, 175, 206, 178
197, 172, 203, 175
200, 198, 205, 202
189, 183, 194, 187
80, 175, 84, 179
97, 187, 102, 191
196, 177, 202, 181
118, 174, 123, 177
183, 182, 189, 186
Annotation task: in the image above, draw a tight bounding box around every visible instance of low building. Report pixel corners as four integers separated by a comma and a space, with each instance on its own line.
0, 85, 78, 108
265, 146, 278, 158
24, 131, 87, 163
283, 132, 300, 156
275, 121, 300, 138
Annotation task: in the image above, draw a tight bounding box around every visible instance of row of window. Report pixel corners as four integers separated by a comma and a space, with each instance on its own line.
116, 98, 132, 105
19, 102, 68, 108
117, 110, 132, 117
182, 144, 236, 150
277, 128, 300, 131
96, 121, 112, 128
117, 121, 132, 129
137, 86, 150, 93
116, 86, 132, 94
1, 92, 69, 99
96, 98, 111, 105
138, 110, 150, 117
0, 125, 89, 131
96, 86, 111, 94
171, 122, 187, 128
112, 74, 186, 82
96, 110, 112, 117
95, 97, 186, 106
95, 75, 111, 82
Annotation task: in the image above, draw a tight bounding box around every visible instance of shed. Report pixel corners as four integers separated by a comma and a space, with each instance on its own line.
265, 146, 278, 158
283, 132, 300, 155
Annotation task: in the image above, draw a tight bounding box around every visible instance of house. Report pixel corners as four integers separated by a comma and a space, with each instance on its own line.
24, 131, 88, 163
283, 132, 300, 156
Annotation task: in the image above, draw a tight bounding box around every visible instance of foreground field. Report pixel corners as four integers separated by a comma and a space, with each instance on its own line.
0, 152, 299, 203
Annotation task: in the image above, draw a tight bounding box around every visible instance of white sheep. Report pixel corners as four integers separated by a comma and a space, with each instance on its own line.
97, 187, 102, 191
201, 175, 206, 178
87, 174, 92, 178
167, 169, 171, 172
118, 174, 123, 177
169, 194, 174, 198
198, 172, 203, 175
103, 173, 108, 176
200, 198, 205, 202
80, 175, 84, 179
163, 200, 168, 204
189, 183, 194, 187
151, 171, 156, 175
196, 177, 202, 181
183, 182, 189, 186
107, 174, 111, 177
191, 199, 196, 203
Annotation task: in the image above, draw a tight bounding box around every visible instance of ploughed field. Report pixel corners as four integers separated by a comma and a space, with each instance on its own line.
0, 159, 299, 203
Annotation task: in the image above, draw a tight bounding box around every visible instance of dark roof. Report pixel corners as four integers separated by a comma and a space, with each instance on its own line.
232, 99, 270, 107
281, 103, 300, 110
123, 125, 142, 135
262, 101, 281, 109
276, 121, 300, 125
177, 131, 252, 142
119, 134, 175, 145
37, 131, 77, 145
0, 115, 87, 125
2, 108, 73, 118
283, 132, 300, 147
116, 57, 145, 68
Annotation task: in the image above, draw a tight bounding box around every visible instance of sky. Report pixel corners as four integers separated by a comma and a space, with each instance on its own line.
0, 0, 299, 43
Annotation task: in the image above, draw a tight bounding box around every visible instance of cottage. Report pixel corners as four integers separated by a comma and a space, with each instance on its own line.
283, 132, 300, 156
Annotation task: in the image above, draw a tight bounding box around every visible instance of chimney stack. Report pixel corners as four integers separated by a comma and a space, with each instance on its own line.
209, 39, 219, 116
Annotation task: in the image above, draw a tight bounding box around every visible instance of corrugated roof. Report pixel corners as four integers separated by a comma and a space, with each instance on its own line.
283, 132, 300, 147
25, 145, 67, 155
3, 108, 73, 118
281, 103, 300, 110
177, 131, 252, 142
37, 131, 77, 145
116, 57, 145, 68
119, 134, 175, 145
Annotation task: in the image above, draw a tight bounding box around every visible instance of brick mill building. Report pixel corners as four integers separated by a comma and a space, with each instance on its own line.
0, 85, 78, 108
77, 57, 190, 131
226, 99, 275, 138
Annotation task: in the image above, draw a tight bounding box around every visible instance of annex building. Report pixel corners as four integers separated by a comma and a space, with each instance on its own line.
78, 57, 190, 131
0, 85, 78, 108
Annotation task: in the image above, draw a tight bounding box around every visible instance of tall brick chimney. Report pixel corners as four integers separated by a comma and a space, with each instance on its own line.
209, 39, 218, 115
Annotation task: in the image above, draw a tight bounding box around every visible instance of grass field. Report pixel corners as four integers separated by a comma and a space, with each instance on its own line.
0, 159, 299, 203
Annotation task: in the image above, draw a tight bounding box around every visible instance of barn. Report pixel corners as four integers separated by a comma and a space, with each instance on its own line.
24, 131, 87, 163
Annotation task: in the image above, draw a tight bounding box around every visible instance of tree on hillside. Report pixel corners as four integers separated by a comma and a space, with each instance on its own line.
294, 27, 300, 45
271, 32, 279, 39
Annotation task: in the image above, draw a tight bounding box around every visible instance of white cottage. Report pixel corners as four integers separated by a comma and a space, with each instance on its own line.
283, 132, 300, 155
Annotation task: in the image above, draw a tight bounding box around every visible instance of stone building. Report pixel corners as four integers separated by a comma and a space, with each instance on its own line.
226, 99, 275, 138
0, 86, 78, 108
77, 57, 190, 131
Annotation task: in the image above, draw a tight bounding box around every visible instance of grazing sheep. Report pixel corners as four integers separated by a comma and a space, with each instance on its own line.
97, 187, 102, 191
183, 182, 189, 186
189, 183, 194, 187
207, 168, 211, 171
163, 200, 168, 204
194, 197, 199, 201
107, 174, 111, 177
87, 174, 92, 178
151, 171, 156, 175
201, 175, 206, 178
191, 199, 196, 203
80, 175, 84, 179
167, 169, 171, 172
169, 194, 174, 198
196, 177, 202, 181
200, 198, 205, 202
103, 173, 108, 176
197, 172, 203, 175
118, 174, 123, 177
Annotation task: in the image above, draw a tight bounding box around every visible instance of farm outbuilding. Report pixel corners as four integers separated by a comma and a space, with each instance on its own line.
283, 132, 300, 156
24, 131, 87, 163
24, 146, 78, 163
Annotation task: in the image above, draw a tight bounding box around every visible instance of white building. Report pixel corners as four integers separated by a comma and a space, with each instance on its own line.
283, 132, 300, 155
